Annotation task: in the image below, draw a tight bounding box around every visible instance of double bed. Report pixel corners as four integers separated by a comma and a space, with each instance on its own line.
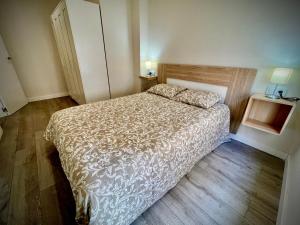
45, 64, 256, 225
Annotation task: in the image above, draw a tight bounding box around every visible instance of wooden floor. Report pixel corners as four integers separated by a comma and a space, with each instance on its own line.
0, 97, 284, 225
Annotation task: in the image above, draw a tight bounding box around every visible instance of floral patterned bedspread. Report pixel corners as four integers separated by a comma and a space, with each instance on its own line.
44, 92, 230, 225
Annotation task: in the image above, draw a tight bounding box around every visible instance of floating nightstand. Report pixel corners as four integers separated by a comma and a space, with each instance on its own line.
242, 94, 296, 135
139, 75, 158, 92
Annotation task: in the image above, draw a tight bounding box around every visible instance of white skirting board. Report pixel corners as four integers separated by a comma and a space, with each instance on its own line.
27, 92, 69, 102
230, 133, 288, 160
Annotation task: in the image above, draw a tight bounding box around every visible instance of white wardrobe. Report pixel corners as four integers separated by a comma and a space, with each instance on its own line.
51, 0, 110, 104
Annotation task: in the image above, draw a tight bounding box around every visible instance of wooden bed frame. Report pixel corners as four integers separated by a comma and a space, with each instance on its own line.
157, 63, 257, 133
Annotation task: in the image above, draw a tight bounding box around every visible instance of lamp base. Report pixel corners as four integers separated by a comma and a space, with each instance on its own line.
265, 94, 280, 99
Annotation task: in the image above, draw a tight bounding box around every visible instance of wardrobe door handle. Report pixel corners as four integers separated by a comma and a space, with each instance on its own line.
7, 57, 11, 60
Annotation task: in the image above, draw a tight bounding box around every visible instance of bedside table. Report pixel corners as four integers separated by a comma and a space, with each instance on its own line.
139, 75, 158, 92
242, 94, 296, 135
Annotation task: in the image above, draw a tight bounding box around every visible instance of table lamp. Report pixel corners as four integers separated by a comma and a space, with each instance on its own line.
145, 60, 154, 76
265, 68, 293, 99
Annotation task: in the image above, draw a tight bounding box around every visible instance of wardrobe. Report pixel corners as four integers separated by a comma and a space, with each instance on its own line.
51, 0, 110, 104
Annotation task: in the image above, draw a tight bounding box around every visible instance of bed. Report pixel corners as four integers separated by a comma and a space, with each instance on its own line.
45, 64, 256, 225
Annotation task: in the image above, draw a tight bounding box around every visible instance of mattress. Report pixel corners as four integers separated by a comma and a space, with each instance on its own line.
44, 92, 230, 225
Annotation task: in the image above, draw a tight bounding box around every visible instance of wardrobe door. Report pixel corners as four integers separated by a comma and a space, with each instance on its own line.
51, 1, 85, 104
51, 3, 74, 100
62, 6, 85, 104
66, 0, 110, 102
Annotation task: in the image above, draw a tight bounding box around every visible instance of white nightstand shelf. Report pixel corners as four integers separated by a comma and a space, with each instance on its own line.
242, 94, 296, 135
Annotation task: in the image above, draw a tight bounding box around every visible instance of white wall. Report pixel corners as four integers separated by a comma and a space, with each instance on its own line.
146, 0, 300, 157
0, 0, 67, 101
277, 94, 300, 225
139, 0, 149, 76
131, 0, 142, 91
277, 146, 300, 225
101, 0, 139, 98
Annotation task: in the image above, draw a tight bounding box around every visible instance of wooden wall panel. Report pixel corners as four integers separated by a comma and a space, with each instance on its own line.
158, 64, 257, 133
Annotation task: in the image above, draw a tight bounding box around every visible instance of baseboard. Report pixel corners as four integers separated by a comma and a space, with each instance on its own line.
28, 92, 68, 102
230, 133, 288, 160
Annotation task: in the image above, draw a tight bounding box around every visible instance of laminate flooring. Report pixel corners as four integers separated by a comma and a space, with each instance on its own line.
0, 97, 284, 225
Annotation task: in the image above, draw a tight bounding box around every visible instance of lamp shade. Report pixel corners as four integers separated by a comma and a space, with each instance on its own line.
145, 61, 152, 70
270, 68, 293, 84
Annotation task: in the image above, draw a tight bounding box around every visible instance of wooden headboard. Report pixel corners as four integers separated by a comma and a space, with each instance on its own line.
157, 64, 257, 133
